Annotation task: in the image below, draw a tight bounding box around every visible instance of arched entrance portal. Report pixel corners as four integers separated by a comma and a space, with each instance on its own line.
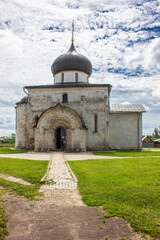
35, 104, 87, 151
56, 127, 66, 150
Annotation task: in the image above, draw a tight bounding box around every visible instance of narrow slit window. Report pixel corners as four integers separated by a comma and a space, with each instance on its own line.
61, 73, 64, 83
94, 114, 98, 133
75, 72, 78, 83
63, 93, 68, 103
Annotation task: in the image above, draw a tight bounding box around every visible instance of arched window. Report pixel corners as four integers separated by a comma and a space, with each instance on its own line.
94, 114, 98, 133
62, 93, 68, 103
61, 73, 64, 83
75, 72, 78, 83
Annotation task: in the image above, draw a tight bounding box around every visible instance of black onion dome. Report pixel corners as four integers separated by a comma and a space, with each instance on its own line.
51, 42, 92, 76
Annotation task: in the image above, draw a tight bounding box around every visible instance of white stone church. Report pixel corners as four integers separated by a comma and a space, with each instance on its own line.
15, 33, 145, 151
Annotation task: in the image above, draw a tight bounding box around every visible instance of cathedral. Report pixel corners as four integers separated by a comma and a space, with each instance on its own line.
15, 27, 145, 151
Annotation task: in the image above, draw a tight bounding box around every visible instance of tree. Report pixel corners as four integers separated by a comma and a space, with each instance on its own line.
152, 128, 159, 138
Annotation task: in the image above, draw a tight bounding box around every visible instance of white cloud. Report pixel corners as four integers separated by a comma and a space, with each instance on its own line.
152, 89, 160, 98
0, 0, 159, 136
0, 107, 15, 136
149, 38, 160, 67
124, 38, 160, 72
0, 29, 22, 60
121, 101, 131, 105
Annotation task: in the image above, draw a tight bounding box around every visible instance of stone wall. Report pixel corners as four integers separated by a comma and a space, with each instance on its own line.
15, 103, 27, 149
109, 112, 142, 150
16, 85, 110, 151
29, 86, 109, 151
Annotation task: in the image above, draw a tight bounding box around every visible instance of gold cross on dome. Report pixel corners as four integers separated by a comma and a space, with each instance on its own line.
72, 20, 74, 43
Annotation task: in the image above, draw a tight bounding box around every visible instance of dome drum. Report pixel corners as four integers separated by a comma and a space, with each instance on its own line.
54, 71, 89, 84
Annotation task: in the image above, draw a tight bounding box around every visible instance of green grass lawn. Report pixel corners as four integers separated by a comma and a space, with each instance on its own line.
0, 148, 28, 154
69, 157, 160, 238
0, 143, 15, 148
0, 157, 49, 199
0, 189, 8, 239
94, 150, 160, 157
0, 157, 48, 184
0, 179, 42, 200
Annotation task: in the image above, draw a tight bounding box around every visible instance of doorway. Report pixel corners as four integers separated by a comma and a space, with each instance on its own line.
56, 127, 66, 150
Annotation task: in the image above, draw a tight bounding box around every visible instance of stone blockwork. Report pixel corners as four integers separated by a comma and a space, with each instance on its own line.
15, 103, 27, 149
109, 112, 142, 150
16, 85, 110, 151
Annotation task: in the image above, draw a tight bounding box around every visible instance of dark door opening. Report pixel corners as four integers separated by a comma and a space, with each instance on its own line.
56, 127, 66, 150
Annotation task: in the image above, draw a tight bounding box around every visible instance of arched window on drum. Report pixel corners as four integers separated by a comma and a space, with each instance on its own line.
75, 72, 78, 83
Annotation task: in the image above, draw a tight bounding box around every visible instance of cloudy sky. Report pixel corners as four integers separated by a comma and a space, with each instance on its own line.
0, 0, 160, 136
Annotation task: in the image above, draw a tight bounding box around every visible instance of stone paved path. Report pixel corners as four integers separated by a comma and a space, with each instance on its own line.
0, 174, 32, 185
0, 152, 51, 160
40, 152, 77, 190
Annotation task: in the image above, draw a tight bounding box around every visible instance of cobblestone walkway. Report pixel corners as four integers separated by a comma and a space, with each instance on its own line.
40, 152, 77, 190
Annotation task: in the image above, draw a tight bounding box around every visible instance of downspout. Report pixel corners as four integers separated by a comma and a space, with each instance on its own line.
23, 87, 29, 149
15, 106, 17, 149
138, 113, 140, 150
107, 85, 112, 150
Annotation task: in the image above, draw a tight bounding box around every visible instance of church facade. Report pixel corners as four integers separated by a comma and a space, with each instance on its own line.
15, 39, 145, 151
